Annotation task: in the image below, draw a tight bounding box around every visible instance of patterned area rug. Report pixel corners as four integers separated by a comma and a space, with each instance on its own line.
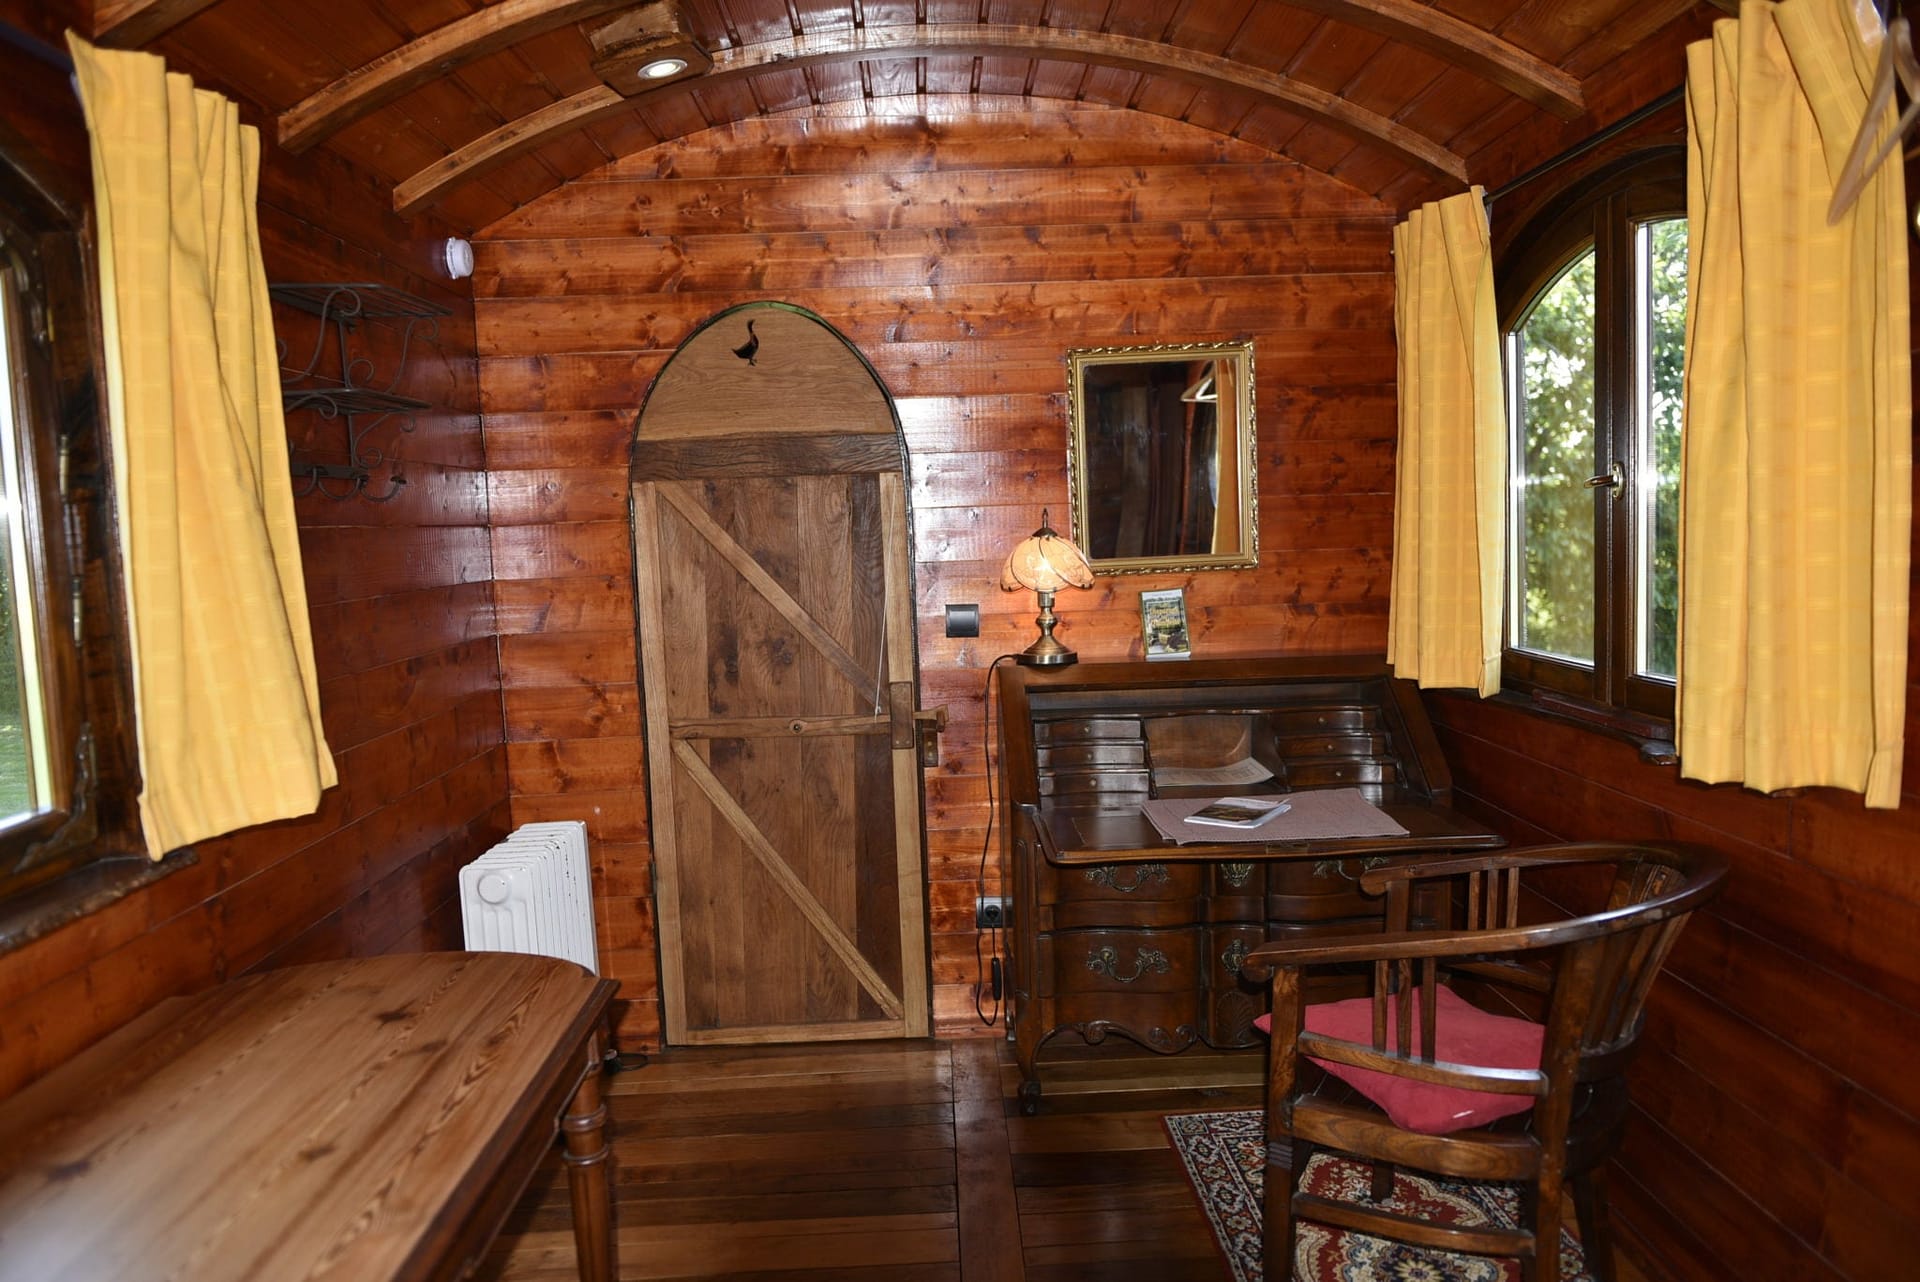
1164, 1110, 1594, 1282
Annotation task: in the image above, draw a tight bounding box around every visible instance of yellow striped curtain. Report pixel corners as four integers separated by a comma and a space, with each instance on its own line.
1679, 0, 1911, 808
1387, 189, 1506, 697
68, 37, 336, 856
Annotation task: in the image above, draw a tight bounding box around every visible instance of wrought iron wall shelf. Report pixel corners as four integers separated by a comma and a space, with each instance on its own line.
270, 282, 448, 501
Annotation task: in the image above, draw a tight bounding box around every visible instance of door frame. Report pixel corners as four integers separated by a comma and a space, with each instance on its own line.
629, 302, 932, 1045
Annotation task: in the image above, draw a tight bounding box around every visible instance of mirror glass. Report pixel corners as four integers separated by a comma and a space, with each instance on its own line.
1066, 341, 1258, 575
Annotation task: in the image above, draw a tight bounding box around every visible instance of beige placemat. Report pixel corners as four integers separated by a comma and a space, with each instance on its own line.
1141, 787, 1410, 845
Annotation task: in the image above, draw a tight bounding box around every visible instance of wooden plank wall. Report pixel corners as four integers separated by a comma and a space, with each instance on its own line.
0, 15, 503, 1098
470, 103, 1401, 1046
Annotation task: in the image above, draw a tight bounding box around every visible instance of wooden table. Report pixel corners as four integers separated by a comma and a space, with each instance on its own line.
0, 952, 619, 1281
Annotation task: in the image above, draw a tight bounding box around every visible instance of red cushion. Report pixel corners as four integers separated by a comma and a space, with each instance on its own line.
1254, 986, 1543, 1134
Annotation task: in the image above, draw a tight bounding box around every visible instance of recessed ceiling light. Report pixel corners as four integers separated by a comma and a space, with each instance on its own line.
639, 57, 688, 79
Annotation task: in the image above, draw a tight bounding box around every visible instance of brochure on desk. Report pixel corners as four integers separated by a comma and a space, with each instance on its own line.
1141, 787, 1411, 845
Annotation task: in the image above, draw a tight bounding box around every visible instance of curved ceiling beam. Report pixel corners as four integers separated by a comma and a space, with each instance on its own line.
277, 0, 637, 154
393, 24, 1470, 216
1284, 0, 1582, 120
92, 0, 222, 48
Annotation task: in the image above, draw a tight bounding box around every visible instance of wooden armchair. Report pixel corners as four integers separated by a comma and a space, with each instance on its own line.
1242, 842, 1727, 1282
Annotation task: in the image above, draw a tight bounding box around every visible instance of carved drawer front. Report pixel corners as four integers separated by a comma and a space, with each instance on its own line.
1265, 856, 1394, 922
1206, 926, 1267, 990
1040, 929, 1199, 996
1202, 861, 1266, 920
1047, 861, 1203, 930
1045, 990, 1205, 1053
1205, 929, 1266, 1049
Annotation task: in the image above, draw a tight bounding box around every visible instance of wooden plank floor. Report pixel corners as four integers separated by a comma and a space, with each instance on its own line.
474, 1037, 1644, 1282
474, 1036, 1255, 1281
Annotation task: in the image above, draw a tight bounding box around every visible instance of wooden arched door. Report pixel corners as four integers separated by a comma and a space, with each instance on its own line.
631, 303, 934, 1044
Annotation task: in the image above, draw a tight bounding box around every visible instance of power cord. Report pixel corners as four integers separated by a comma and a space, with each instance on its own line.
973, 653, 1019, 1027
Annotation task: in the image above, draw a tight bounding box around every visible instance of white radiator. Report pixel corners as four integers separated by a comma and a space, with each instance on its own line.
459, 821, 599, 974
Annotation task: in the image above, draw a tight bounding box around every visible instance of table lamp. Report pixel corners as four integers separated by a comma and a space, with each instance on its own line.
1000, 509, 1094, 666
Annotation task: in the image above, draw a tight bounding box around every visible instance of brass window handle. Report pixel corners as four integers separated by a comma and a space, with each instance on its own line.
1585, 460, 1625, 498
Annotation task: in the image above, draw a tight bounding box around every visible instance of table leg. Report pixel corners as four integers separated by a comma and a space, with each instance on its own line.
561, 1040, 616, 1282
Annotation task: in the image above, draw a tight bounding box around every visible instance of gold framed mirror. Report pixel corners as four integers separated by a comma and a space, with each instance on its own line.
1065, 340, 1258, 575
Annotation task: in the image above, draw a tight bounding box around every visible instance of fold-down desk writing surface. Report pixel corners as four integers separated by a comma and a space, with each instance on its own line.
1028, 797, 1503, 865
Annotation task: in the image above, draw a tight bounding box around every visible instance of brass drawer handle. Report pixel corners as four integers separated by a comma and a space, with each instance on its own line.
1220, 938, 1250, 975
1219, 862, 1255, 887
1086, 946, 1172, 984
1084, 863, 1169, 893
1313, 855, 1391, 882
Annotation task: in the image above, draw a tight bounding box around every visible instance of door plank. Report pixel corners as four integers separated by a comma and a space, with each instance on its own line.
883, 473, 932, 1037
672, 740, 907, 1022
632, 482, 694, 1041
631, 433, 903, 480
669, 714, 891, 739
657, 480, 883, 706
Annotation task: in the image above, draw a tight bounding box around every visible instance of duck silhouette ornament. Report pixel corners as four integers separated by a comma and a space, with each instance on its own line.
731, 319, 759, 366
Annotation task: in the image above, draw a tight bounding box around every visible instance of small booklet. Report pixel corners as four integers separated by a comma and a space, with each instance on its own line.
1183, 796, 1292, 829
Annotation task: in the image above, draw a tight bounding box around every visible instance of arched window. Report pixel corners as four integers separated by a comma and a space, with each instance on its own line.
1498, 151, 1686, 720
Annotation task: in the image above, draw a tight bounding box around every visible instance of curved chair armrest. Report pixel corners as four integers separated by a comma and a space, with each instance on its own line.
1240, 924, 1563, 981
1353, 840, 1725, 896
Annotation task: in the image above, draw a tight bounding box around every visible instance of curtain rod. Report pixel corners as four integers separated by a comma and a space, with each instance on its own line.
1483, 85, 1686, 209
0, 21, 74, 74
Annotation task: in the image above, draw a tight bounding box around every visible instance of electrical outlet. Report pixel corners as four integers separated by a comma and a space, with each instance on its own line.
975, 896, 1010, 929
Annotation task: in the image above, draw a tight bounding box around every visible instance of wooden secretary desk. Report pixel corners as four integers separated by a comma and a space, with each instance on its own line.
996, 655, 1502, 1110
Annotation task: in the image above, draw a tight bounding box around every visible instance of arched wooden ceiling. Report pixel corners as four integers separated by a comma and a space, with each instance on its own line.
93, 0, 1722, 231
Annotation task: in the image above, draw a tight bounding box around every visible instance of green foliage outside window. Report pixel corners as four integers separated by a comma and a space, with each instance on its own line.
1510, 219, 1688, 683
0, 527, 24, 820
0, 281, 41, 825
1515, 252, 1598, 663
1640, 218, 1687, 679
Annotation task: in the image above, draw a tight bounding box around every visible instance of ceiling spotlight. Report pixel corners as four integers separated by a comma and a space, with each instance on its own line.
590, 3, 711, 95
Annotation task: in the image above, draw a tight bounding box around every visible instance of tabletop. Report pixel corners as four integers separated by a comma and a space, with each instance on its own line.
0, 951, 617, 1282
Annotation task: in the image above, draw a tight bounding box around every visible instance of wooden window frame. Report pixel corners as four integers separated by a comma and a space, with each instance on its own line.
1496, 149, 1686, 726
0, 138, 159, 951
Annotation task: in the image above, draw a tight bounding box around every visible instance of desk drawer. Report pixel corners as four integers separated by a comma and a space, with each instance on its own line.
1265, 857, 1392, 922
1038, 742, 1149, 770
1267, 706, 1378, 736
1039, 768, 1152, 798
1043, 860, 1203, 930
1037, 717, 1145, 744
1287, 759, 1397, 788
1272, 731, 1389, 759
1040, 928, 1199, 996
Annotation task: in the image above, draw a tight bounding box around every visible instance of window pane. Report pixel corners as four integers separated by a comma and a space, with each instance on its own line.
0, 272, 46, 825
1635, 218, 1686, 680
1510, 250, 1597, 664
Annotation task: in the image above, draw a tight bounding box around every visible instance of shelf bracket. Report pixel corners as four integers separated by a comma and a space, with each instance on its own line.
269, 282, 448, 502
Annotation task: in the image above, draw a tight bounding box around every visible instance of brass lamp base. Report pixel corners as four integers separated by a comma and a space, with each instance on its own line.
1017, 589, 1078, 667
